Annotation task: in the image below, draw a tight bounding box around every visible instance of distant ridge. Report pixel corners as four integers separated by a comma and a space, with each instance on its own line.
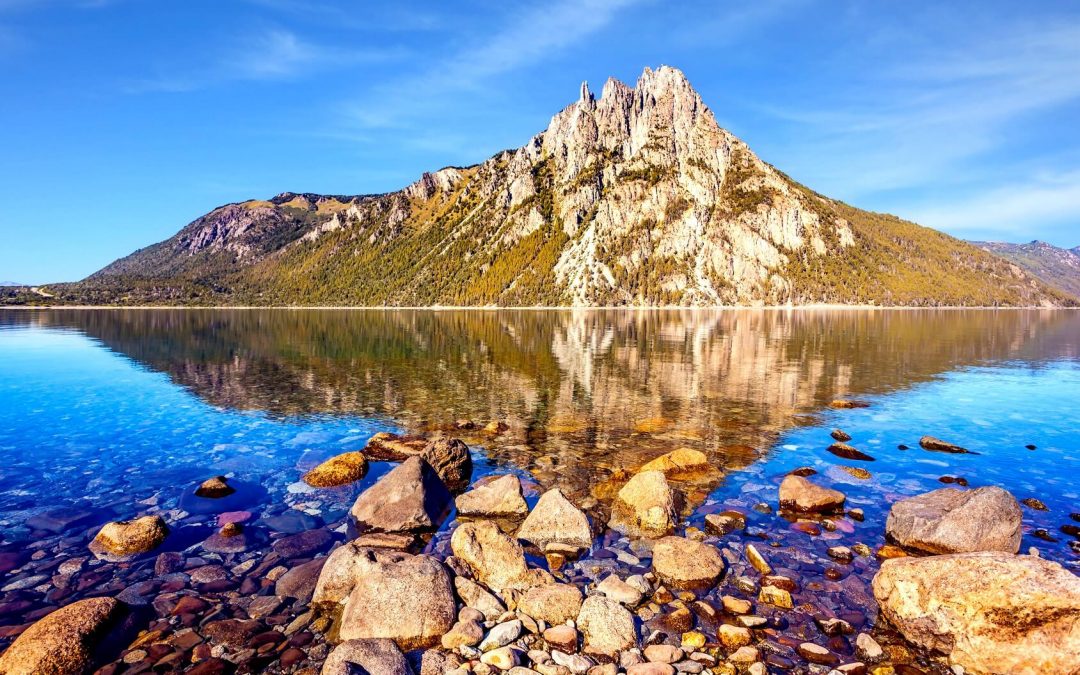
44, 66, 1072, 308
972, 240, 1080, 300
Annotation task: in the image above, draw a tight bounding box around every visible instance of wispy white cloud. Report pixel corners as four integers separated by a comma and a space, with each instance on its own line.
345, 0, 645, 131
127, 27, 404, 93
907, 170, 1080, 240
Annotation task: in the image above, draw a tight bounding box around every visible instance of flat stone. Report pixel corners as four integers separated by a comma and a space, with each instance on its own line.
275, 557, 326, 604
596, 575, 643, 606
778, 475, 845, 513
272, 527, 334, 559
651, 537, 725, 590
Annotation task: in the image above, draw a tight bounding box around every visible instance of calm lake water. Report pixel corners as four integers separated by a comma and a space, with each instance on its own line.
0, 308, 1078, 670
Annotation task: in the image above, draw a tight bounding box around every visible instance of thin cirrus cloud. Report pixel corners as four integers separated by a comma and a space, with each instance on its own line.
126, 27, 404, 93
345, 0, 646, 132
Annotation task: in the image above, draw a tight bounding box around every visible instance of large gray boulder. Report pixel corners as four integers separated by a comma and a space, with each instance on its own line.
885, 486, 1022, 554
872, 552, 1080, 675
350, 456, 451, 533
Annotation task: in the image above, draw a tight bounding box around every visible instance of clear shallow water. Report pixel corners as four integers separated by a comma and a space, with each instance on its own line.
0, 309, 1078, 670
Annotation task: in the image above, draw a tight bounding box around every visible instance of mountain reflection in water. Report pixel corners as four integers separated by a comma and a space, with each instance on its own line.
5, 308, 1078, 501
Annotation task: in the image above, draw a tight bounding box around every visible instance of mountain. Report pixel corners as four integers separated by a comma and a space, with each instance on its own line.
972, 240, 1080, 300
54, 66, 1071, 307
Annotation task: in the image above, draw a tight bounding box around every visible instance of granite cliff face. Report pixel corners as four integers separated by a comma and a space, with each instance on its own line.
63, 66, 1070, 307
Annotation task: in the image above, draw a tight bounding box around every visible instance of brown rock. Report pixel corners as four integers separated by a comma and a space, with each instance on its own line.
363, 432, 428, 460
517, 488, 592, 553
302, 451, 368, 488
826, 443, 875, 462
420, 435, 472, 492
651, 536, 725, 590
351, 456, 451, 533
919, 436, 970, 453
577, 595, 637, 657
275, 557, 327, 604
321, 638, 413, 675
0, 597, 122, 675
195, 476, 234, 498
638, 448, 711, 479
885, 486, 1022, 554
872, 552, 1080, 675
609, 470, 677, 539
450, 520, 530, 592
778, 474, 845, 513
89, 515, 168, 559
519, 583, 583, 624
455, 475, 529, 518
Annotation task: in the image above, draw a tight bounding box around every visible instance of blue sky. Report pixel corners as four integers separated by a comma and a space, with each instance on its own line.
2, 0, 1079, 283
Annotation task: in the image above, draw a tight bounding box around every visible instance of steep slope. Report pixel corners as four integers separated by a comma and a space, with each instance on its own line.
58, 66, 1071, 307
973, 240, 1080, 300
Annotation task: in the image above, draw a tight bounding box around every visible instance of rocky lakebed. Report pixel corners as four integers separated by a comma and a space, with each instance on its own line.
0, 415, 1077, 675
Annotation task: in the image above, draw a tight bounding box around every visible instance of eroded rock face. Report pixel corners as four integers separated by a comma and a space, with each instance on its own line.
885, 486, 1022, 554
450, 520, 530, 592
302, 451, 368, 488
455, 475, 528, 518
0, 597, 123, 675
872, 552, 1080, 675
778, 474, 845, 513
316, 548, 455, 651
517, 488, 592, 553
609, 470, 677, 538
89, 515, 169, 560
350, 456, 451, 533
321, 638, 413, 675
651, 536, 725, 590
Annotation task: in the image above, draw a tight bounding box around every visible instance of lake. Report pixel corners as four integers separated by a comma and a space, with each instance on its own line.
0, 308, 1078, 672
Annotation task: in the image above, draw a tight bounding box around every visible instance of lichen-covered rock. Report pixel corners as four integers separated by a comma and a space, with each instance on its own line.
321, 638, 413, 675
517, 488, 592, 553
302, 451, 368, 488
885, 486, 1022, 554
350, 456, 451, 533
651, 536, 725, 590
872, 552, 1080, 675
318, 548, 455, 650
450, 520, 530, 592
89, 515, 168, 560
778, 474, 845, 513
577, 595, 637, 657
0, 597, 123, 675
609, 470, 677, 538
455, 474, 528, 518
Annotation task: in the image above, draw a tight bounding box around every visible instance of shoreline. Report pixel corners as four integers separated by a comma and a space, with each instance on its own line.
5, 304, 1079, 311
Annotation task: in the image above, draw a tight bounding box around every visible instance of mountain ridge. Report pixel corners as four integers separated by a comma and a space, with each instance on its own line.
971, 240, 1080, 300
42, 66, 1074, 308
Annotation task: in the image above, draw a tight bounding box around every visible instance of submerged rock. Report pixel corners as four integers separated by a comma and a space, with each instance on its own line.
651, 536, 725, 590
0, 596, 123, 675
350, 456, 451, 533
872, 552, 1080, 675
886, 486, 1022, 554
195, 475, 235, 498
455, 474, 529, 518
89, 515, 168, 560
778, 474, 845, 513
919, 436, 970, 453
450, 520, 530, 592
517, 488, 592, 553
638, 448, 710, 479
609, 470, 677, 538
302, 451, 368, 487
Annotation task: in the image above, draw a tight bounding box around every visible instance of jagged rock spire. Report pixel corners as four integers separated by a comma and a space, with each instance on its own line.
580, 81, 593, 104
